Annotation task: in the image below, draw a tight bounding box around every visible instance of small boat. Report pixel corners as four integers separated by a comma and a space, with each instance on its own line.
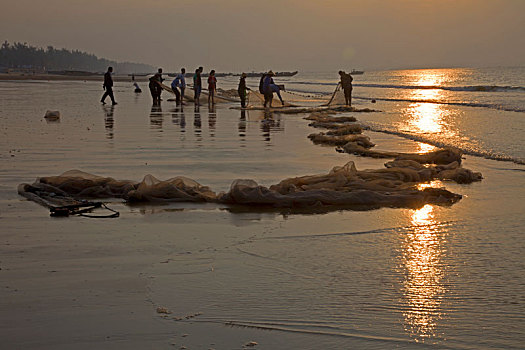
238, 71, 298, 78
179, 72, 233, 78
48, 70, 100, 76
350, 69, 364, 75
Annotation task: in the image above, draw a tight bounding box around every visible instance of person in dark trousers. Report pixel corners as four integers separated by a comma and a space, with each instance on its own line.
238, 73, 250, 108
193, 66, 203, 105
339, 70, 353, 106
207, 70, 217, 105
263, 71, 274, 107
149, 68, 164, 105
101, 67, 117, 105
171, 68, 186, 104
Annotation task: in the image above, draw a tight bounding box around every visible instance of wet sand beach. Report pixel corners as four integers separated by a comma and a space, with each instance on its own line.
1, 74, 524, 349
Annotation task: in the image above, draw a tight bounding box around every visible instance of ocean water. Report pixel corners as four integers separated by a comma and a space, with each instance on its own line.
1, 67, 524, 349
280, 67, 525, 164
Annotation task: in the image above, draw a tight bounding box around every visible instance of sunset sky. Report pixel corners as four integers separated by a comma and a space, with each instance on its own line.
1, 0, 524, 72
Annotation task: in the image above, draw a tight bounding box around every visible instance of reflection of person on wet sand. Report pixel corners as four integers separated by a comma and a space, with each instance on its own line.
239, 110, 247, 139
171, 104, 186, 132
208, 106, 216, 136
261, 110, 275, 141
172, 104, 186, 133
149, 104, 163, 129
194, 106, 202, 137
103, 105, 115, 139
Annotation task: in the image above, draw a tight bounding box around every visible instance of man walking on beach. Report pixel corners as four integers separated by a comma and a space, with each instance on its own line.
339, 70, 353, 106
101, 67, 117, 105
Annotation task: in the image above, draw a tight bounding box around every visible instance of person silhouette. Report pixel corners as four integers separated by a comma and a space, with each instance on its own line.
101, 67, 117, 105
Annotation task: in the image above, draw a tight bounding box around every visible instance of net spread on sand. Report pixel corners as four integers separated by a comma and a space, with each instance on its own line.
19, 154, 482, 212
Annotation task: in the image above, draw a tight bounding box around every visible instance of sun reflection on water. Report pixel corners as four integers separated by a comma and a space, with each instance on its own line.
401, 204, 447, 340
417, 142, 436, 153
401, 71, 455, 139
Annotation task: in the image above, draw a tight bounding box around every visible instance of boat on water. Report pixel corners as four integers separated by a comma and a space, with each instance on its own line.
166, 71, 299, 78
48, 70, 101, 76
166, 72, 233, 78
350, 69, 364, 75
237, 71, 298, 78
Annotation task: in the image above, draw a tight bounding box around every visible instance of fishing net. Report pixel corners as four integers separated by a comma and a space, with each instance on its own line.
126, 174, 217, 202
245, 90, 303, 108
19, 157, 480, 213
325, 86, 350, 107
160, 83, 237, 103
218, 161, 462, 208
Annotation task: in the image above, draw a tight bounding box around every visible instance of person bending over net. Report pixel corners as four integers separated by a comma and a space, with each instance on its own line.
261, 71, 284, 107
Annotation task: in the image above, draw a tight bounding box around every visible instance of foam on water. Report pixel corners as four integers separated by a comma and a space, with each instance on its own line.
292, 81, 525, 93
352, 96, 525, 113
362, 121, 525, 165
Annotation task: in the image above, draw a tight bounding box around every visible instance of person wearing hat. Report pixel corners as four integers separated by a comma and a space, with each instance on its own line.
237, 73, 251, 108
263, 70, 274, 107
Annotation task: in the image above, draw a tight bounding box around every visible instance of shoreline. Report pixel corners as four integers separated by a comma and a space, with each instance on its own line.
0, 73, 147, 82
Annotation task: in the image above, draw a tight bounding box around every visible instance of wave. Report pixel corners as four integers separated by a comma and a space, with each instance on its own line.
286, 86, 525, 112
353, 96, 525, 113
355, 83, 525, 93
290, 81, 525, 93
362, 122, 525, 165
192, 318, 415, 345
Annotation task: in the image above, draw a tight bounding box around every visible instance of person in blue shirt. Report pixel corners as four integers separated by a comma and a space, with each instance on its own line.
171, 68, 186, 105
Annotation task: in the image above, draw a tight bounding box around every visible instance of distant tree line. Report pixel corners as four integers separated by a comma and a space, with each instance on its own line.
0, 41, 154, 74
